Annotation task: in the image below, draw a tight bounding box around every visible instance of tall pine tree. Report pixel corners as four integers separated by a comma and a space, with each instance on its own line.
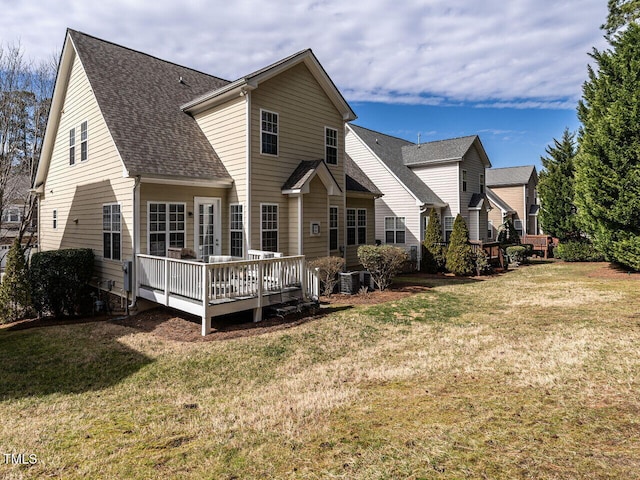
422, 208, 446, 273
445, 214, 475, 276
575, 22, 640, 270
538, 129, 580, 241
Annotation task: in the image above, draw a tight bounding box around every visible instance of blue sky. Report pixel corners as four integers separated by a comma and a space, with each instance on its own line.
1, 0, 609, 169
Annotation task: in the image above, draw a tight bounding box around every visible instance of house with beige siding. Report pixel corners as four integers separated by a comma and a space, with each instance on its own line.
34, 29, 378, 333
345, 124, 492, 268
486, 165, 539, 237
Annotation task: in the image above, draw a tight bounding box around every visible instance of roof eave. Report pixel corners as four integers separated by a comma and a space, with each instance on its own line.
34, 31, 76, 189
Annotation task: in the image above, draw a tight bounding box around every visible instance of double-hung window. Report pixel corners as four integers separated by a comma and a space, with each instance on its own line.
80, 121, 88, 161
462, 170, 467, 192
103, 204, 121, 260
444, 216, 454, 242
329, 206, 338, 251
69, 128, 76, 165
261, 110, 278, 155
385, 216, 405, 244
325, 127, 338, 165
479, 173, 485, 194
52, 209, 58, 229
148, 202, 185, 256
261, 204, 278, 252
346, 208, 366, 246
488, 220, 494, 239
230, 204, 243, 257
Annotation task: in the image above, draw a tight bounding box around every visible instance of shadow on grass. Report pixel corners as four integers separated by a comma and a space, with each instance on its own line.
0, 321, 153, 401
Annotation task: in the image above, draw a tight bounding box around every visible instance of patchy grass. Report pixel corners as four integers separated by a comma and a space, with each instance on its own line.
1, 262, 639, 479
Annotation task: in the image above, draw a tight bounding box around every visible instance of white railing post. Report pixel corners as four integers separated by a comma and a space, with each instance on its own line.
253, 259, 264, 322
163, 257, 170, 306
201, 263, 211, 336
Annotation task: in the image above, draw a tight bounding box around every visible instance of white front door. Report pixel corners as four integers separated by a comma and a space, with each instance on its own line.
194, 197, 221, 260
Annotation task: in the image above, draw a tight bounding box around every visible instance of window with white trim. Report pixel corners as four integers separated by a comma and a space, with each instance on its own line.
462, 170, 467, 192
357, 209, 367, 245
325, 127, 338, 165
80, 121, 88, 161
261, 110, 278, 155
103, 204, 121, 260
69, 128, 76, 165
52, 209, 57, 229
488, 219, 493, 239
514, 219, 523, 237
148, 202, 185, 256
423, 215, 429, 238
261, 204, 278, 252
444, 216, 454, 242
479, 173, 485, 194
346, 208, 366, 246
385, 216, 405, 244
230, 204, 243, 257
329, 206, 338, 250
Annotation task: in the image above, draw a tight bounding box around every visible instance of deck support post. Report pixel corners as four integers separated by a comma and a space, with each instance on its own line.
201, 315, 211, 336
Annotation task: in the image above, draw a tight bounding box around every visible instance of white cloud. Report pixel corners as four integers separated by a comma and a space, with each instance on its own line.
0, 0, 609, 108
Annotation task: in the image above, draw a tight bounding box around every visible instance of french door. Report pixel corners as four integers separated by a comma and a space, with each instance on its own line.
194, 197, 221, 260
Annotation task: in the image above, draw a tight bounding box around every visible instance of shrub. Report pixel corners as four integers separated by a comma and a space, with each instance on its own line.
358, 245, 408, 291
422, 209, 447, 273
0, 239, 32, 323
445, 215, 475, 276
506, 245, 528, 264
30, 248, 94, 317
309, 256, 345, 296
474, 249, 492, 276
555, 240, 604, 262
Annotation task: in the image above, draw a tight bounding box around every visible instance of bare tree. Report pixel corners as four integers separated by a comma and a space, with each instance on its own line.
0, 41, 56, 255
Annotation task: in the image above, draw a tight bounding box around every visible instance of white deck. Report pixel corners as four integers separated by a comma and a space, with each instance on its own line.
136, 254, 319, 335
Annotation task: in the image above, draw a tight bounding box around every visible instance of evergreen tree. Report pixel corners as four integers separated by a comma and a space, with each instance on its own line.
0, 238, 31, 322
574, 23, 640, 270
445, 214, 475, 276
422, 208, 446, 273
602, 0, 640, 38
538, 129, 580, 241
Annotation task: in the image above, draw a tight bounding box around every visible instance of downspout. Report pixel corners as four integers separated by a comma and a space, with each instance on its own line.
128, 175, 141, 310
244, 88, 251, 253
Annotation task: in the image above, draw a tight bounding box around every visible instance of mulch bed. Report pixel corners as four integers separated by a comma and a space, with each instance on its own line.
0, 282, 433, 343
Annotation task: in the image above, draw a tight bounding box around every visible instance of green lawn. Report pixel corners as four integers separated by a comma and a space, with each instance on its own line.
1, 262, 639, 479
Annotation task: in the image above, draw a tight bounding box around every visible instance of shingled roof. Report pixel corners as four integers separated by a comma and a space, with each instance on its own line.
68, 30, 233, 182
348, 125, 444, 206
402, 136, 479, 165
486, 165, 537, 187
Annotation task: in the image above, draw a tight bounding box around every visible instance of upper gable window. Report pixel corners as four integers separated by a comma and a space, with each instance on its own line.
69, 128, 76, 165
462, 170, 467, 192
479, 173, 485, 194
80, 121, 88, 162
261, 110, 278, 156
325, 127, 338, 165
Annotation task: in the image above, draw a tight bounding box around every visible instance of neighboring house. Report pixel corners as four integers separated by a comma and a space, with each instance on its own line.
1, 173, 37, 270
34, 30, 378, 321
486, 165, 539, 237
345, 124, 492, 267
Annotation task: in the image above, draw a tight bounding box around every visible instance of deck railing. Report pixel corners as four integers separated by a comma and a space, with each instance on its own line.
136, 254, 319, 325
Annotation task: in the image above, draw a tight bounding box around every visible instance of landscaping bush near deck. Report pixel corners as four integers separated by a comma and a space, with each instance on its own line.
309, 256, 345, 296
555, 239, 604, 262
30, 248, 94, 317
506, 245, 528, 264
358, 245, 408, 290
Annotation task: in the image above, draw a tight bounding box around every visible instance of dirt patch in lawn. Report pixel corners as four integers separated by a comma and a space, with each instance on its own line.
586, 262, 640, 280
